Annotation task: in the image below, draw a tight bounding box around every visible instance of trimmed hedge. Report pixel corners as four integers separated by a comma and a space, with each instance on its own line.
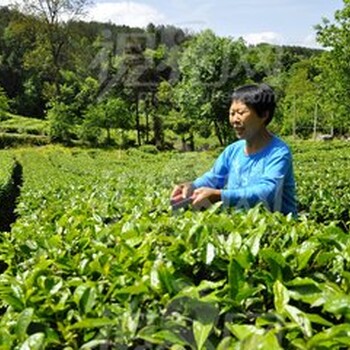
0, 132, 50, 148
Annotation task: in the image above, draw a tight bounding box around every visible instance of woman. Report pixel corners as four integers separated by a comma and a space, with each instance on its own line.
171, 83, 297, 215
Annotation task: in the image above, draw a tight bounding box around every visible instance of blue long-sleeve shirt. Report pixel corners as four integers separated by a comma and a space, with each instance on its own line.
192, 135, 297, 215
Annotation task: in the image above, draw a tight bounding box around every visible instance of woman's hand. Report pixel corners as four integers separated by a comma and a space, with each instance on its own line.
192, 187, 221, 208
171, 182, 194, 199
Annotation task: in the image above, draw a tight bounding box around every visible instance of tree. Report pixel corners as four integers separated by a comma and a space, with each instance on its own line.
174, 30, 246, 148
82, 97, 130, 145
115, 33, 150, 146
280, 59, 319, 138
142, 45, 171, 149
315, 0, 350, 135
0, 9, 45, 116
110, 31, 180, 147
313, 52, 348, 135
242, 43, 284, 83
57, 72, 99, 118
16, 0, 91, 95
47, 101, 76, 143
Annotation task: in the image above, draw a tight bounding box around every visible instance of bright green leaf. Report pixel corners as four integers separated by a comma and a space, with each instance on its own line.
70, 318, 117, 329
16, 308, 34, 342
225, 323, 264, 340
193, 320, 213, 350
19, 333, 45, 350
273, 280, 289, 314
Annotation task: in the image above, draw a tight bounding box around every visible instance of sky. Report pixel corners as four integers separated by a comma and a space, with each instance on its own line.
0, 0, 344, 48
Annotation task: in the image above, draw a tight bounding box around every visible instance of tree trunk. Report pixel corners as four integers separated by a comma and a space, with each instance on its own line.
292, 98, 297, 139
145, 105, 150, 143
135, 92, 141, 146
313, 102, 318, 140
153, 114, 163, 149
188, 132, 195, 151
213, 120, 224, 146
152, 92, 164, 149
181, 135, 187, 151
106, 127, 111, 145
330, 112, 334, 136
48, 25, 65, 96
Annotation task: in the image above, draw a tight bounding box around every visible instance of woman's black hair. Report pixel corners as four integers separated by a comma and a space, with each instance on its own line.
231, 83, 276, 125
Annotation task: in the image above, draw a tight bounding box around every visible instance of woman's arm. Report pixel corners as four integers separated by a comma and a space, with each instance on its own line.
221, 152, 296, 214
192, 147, 231, 190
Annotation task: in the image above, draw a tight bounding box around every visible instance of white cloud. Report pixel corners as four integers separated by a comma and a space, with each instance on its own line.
300, 33, 322, 49
242, 31, 283, 45
0, 0, 13, 6
86, 1, 166, 27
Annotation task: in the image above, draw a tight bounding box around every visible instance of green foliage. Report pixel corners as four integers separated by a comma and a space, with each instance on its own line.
174, 30, 246, 146
0, 114, 48, 135
16, 75, 46, 117
293, 140, 350, 228
0, 132, 49, 148
79, 111, 102, 145
2, 3, 350, 146
137, 144, 159, 154
0, 151, 14, 196
0, 113, 50, 147
47, 102, 76, 143
0, 141, 349, 348
315, 1, 350, 135
280, 59, 319, 137
0, 86, 9, 117
243, 43, 283, 82
59, 73, 99, 114
81, 97, 131, 146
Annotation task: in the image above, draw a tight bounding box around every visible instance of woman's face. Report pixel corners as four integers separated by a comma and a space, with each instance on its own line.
229, 100, 267, 141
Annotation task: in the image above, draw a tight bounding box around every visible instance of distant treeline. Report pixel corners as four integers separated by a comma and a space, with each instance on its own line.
0, 1, 349, 148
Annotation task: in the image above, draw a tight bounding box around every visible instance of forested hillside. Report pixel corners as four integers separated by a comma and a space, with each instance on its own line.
0, 0, 349, 148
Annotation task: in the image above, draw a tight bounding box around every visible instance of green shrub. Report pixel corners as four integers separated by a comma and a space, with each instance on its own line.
47, 102, 77, 143
0, 86, 10, 119
138, 144, 159, 154
0, 142, 349, 348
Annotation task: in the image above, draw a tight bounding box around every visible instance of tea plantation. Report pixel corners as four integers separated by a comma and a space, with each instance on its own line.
0, 141, 350, 349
